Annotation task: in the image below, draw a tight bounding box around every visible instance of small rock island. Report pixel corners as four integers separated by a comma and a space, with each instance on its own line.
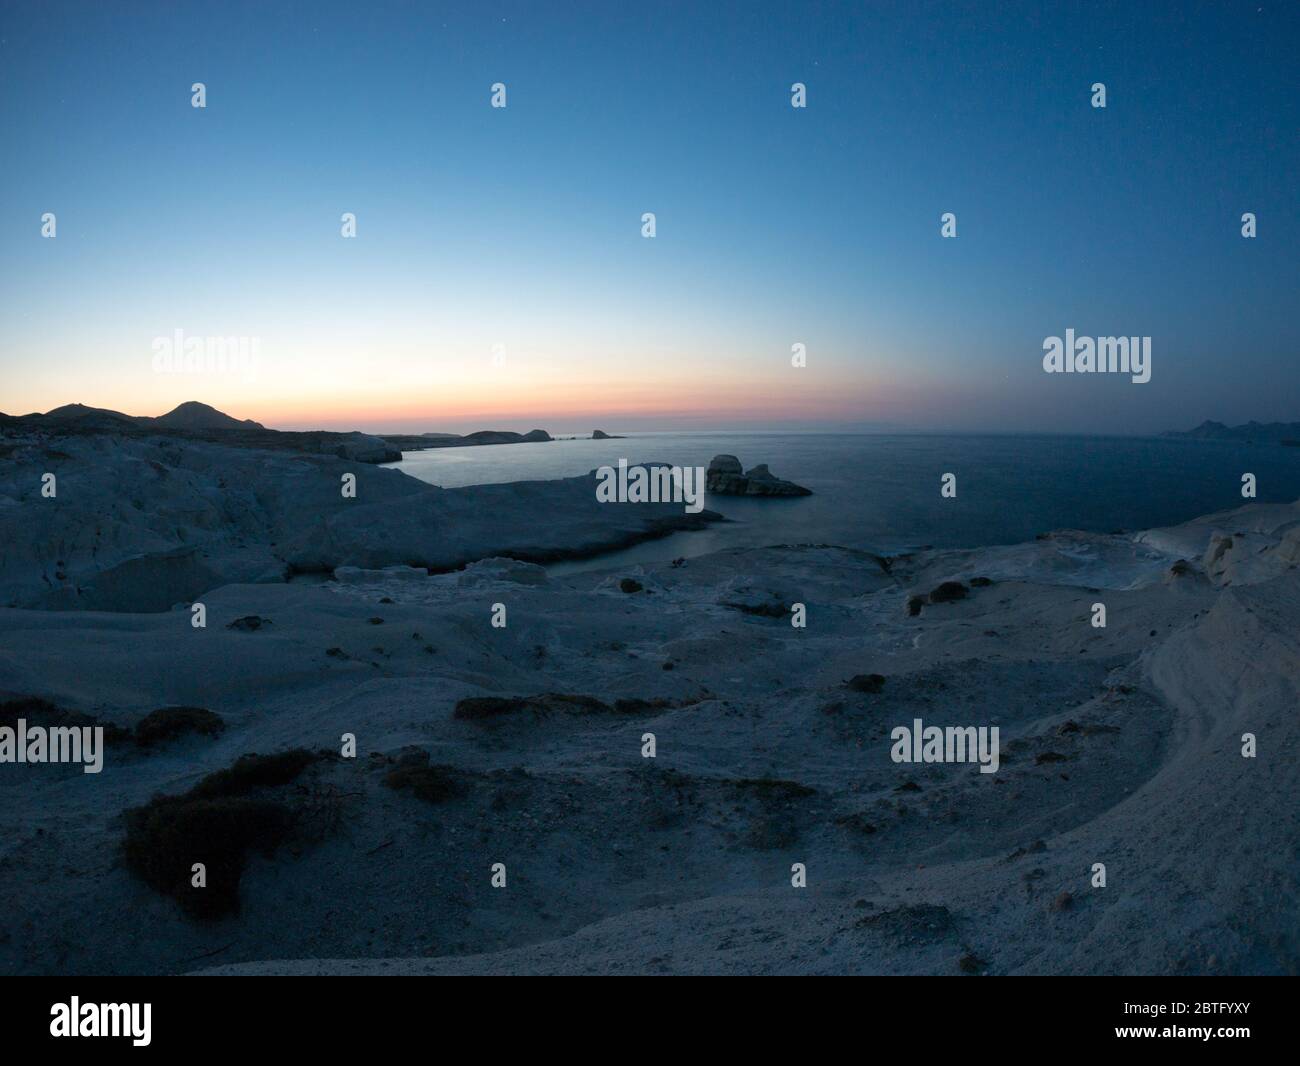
705, 454, 812, 496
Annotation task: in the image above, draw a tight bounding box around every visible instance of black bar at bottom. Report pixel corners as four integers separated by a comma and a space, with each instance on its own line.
0, 976, 1287, 1052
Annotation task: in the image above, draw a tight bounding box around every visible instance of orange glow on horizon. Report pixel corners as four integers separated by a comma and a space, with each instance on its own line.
241, 377, 889, 432
9, 355, 973, 433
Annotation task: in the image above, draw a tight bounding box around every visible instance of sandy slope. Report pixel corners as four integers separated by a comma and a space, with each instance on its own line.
1, 487, 1296, 975
0, 433, 719, 611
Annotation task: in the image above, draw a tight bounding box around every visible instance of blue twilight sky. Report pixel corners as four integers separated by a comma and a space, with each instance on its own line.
0, 0, 1296, 433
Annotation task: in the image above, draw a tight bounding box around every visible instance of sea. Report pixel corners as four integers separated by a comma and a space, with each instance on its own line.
389, 433, 1300, 574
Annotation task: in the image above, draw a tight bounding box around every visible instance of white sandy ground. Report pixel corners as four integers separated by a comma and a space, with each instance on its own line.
0, 433, 720, 611
0, 436, 1297, 974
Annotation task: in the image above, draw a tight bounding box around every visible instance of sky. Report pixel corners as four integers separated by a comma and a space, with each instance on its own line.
1, 0, 1296, 434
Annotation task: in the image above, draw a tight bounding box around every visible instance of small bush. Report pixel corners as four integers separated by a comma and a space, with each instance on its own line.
122, 749, 319, 919
733, 777, 815, 801
453, 696, 530, 720
856, 903, 953, 941
846, 673, 886, 694
123, 796, 294, 919
619, 578, 643, 593
539, 693, 611, 714
929, 581, 968, 603
723, 600, 787, 618
383, 764, 462, 804
134, 707, 225, 747
187, 750, 319, 800
612, 697, 677, 714
0, 696, 131, 745
453, 693, 614, 720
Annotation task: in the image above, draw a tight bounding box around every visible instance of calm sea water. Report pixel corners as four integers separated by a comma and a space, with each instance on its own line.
390, 433, 1300, 572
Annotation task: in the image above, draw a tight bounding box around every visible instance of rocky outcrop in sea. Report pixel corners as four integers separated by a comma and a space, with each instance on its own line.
705, 454, 812, 496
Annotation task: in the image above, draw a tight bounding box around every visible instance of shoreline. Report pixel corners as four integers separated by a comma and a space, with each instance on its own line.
0, 431, 726, 612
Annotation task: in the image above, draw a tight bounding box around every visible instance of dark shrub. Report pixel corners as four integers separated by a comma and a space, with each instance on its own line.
612, 697, 676, 714
187, 750, 319, 800
122, 749, 318, 919
929, 581, 968, 603
124, 796, 295, 919
538, 693, 611, 713
856, 903, 953, 940
383, 764, 462, 804
846, 673, 886, 694
723, 600, 787, 618
733, 777, 815, 801
0, 696, 131, 745
453, 696, 530, 720
134, 707, 225, 747
453, 693, 613, 720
